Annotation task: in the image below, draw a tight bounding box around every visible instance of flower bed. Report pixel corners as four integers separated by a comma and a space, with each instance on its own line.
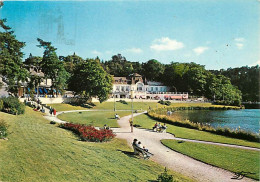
59, 123, 116, 142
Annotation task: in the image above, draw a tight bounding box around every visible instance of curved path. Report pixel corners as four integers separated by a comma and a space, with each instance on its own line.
44, 110, 258, 182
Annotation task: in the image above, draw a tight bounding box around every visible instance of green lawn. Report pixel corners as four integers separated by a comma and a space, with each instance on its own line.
162, 139, 260, 180
0, 108, 191, 182
49, 102, 215, 112
134, 114, 260, 148
58, 111, 132, 128
47, 103, 88, 111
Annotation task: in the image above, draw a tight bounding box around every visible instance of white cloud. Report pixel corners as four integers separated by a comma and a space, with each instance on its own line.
124, 48, 143, 53
193, 46, 209, 55
236, 43, 244, 49
234, 37, 245, 42
150, 37, 184, 51
91, 50, 102, 55
234, 37, 245, 49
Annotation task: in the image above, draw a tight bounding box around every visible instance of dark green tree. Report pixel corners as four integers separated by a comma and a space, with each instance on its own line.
37, 38, 69, 94
0, 18, 28, 95
61, 52, 84, 74
142, 59, 165, 81
68, 58, 113, 103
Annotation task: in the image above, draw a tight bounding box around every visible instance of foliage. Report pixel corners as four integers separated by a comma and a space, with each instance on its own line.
59, 123, 116, 142
68, 58, 113, 103
158, 100, 171, 106
210, 66, 260, 102
142, 59, 165, 81
157, 167, 174, 182
37, 38, 69, 94
0, 119, 8, 139
102, 54, 135, 76
148, 107, 259, 142
0, 97, 25, 115
0, 19, 28, 95
60, 53, 84, 74
117, 100, 128, 105
50, 121, 56, 124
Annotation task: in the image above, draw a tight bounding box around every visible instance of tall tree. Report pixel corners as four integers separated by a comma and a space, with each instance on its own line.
142, 59, 165, 81
68, 58, 112, 103
37, 38, 69, 94
61, 53, 84, 74
0, 18, 28, 95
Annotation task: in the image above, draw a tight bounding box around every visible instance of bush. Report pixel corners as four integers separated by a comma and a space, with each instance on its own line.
157, 167, 174, 182
0, 97, 25, 115
158, 100, 171, 106
59, 123, 116, 142
0, 119, 8, 139
50, 121, 56, 125
117, 100, 128, 105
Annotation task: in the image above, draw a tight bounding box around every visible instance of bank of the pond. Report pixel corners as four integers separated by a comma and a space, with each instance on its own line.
173, 109, 260, 134
148, 106, 259, 142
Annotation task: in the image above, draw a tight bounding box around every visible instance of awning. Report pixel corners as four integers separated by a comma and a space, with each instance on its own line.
44, 88, 48, 93
39, 88, 43, 94
170, 96, 182, 99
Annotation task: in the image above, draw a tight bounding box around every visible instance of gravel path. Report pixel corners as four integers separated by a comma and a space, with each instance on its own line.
43, 110, 258, 182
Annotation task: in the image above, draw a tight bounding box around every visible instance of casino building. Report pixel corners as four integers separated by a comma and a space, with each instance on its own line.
112, 73, 188, 101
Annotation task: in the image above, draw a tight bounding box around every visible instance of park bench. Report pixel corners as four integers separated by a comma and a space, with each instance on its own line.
132, 145, 154, 159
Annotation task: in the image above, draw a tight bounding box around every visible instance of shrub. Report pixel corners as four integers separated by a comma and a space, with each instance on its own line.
0, 119, 8, 139
50, 121, 56, 124
117, 100, 128, 105
59, 123, 116, 142
157, 167, 174, 182
158, 100, 171, 106
0, 97, 25, 115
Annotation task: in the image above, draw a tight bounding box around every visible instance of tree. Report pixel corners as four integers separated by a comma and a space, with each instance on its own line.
68, 58, 112, 103
37, 38, 69, 94
0, 18, 28, 95
142, 59, 165, 81
23, 54, 43, 97
61, 53, 84, 74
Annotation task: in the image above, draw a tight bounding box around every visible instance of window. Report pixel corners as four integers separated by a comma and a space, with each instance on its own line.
155, 87, 158, 91
121, 86, 125, 91
151, 87, 153, 91
116, 86, 120, 91
126, 86, 129, 91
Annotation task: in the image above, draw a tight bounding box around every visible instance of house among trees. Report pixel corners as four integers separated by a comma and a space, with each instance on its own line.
112, 73, 188, 100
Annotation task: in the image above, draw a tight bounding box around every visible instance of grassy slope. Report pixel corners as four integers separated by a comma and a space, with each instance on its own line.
0, 108, 191, 182
134, 114, 260, 148
161, 139, 259, 180
58, 111, 132, 128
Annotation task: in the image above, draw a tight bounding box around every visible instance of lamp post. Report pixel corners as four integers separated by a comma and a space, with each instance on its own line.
114, 94, 116, 111
130, 89, 134, 133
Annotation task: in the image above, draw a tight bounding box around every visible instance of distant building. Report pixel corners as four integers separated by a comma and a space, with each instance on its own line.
112, 73, 188, 100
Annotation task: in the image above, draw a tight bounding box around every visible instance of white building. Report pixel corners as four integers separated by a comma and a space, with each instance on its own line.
112, 73, 188, 100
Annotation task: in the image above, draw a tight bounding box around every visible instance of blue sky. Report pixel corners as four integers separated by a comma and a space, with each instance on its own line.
1, 0, 259, 70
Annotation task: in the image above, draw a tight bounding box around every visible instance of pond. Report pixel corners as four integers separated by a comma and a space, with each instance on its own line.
172, 109, 260, 134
